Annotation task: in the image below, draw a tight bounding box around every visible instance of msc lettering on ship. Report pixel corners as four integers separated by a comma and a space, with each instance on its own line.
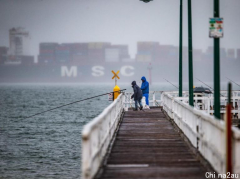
61, 66, 135, 77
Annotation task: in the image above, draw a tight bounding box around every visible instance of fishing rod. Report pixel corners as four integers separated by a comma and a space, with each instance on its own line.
195, 78, 225, 97
23, 89, 126, 119
164, 78, 179, 89
195, 78, 214, 91
226, 77, 240, 88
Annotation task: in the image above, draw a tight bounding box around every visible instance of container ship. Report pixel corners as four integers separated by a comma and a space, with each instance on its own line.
0, 41, 240, 83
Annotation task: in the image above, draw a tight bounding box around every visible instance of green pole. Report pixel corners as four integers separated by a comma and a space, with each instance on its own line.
179, 0, 183, 97
188, 0, 194, 106
214, 0, 220, 119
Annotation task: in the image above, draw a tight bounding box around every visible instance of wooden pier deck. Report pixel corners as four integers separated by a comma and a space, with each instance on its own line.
96, 108, 212, 179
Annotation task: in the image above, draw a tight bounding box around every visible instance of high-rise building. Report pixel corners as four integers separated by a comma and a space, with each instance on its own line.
9, 28, 30, 56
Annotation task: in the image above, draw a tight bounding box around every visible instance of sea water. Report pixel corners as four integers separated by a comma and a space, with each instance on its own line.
0, 82, 230, 178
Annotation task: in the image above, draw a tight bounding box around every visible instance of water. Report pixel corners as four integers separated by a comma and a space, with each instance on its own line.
0, 84, 121, 179
0, 82, 232, 178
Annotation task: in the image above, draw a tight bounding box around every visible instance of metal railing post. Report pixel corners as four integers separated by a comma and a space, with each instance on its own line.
153, 92, 156, 106
226, 83, 232, 174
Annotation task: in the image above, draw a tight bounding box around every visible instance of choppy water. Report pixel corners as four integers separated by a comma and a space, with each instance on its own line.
0, 84, 124, 179
0, 82, 232, 178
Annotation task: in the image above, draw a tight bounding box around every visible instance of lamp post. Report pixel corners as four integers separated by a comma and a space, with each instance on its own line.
139, 0, 192, 103
188, 0, 194, 106
179, 0, 183, 97
214, 0, 221, 119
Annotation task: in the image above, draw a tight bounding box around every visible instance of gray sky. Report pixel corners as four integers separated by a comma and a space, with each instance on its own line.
0, 0, 240, 59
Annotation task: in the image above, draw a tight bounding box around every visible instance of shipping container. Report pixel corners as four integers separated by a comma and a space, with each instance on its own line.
38, 55, 55, 65
72, 54, 88, 65
137, 42, 159, 52
19, 55, 34, 66
88, 48, 105, 63
0, 47, 8, 65
136, 54, 152, 62
105, 48, 120, 62
39, 43, 58, 52
0, 47, 8, 55
237, 49, 240, 60
227, 49, 235, 59
88, 42, 111, 49
193, 49, 203, 61
220, 48, 227, 59
70, 43, 88, 55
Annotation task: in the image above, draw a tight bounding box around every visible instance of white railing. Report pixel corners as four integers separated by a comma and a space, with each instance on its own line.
162, 92, 240, 175
167, 91, 240, 118
123, 91, 162, 110
81, 94, 125, 179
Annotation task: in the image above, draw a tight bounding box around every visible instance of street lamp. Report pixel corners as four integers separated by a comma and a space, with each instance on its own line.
188, 0, 194, 106
140, 0, 153, 3
213, 0, 221, 119
139, 0, 192, 104
179, 0, 183, 97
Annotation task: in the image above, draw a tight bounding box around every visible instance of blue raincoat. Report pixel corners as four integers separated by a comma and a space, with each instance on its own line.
141, 76, 149, 106
141, 76, 149, 94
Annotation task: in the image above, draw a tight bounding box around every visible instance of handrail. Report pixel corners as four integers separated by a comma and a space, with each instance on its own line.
82, 94, 124, 179
161, 92, 240, 174
123, 91, 163, 110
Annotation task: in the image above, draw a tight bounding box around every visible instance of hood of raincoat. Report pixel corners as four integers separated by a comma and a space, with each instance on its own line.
131, 81, 136, 86
141, 76, 146, 82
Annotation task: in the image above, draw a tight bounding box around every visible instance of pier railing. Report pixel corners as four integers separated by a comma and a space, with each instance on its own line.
81, 94, 124, 179
123, 91, 162, 110
168, 91, 240, 118
162, 92, 240, 174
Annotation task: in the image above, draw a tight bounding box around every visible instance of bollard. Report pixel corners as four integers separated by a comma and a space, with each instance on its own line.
113, 85, 120, 100
225, 83, 232, 174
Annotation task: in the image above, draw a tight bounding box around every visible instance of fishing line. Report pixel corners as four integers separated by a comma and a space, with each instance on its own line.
164, 78, 179, 89
195, 78, 225, 97
23, 89, 126, 119
226, 77, 240, 88
195, 78, 214, 91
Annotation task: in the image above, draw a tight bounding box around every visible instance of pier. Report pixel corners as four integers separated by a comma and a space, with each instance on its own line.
82, 91, 240, 179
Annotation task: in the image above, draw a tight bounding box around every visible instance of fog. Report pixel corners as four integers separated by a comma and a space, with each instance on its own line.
0, 0, 239, 85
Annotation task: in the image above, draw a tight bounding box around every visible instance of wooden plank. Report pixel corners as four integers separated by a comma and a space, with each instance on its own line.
95, 108, 211, 179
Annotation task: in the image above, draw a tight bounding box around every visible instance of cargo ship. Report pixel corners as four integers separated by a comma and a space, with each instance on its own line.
0, 41, 240, 83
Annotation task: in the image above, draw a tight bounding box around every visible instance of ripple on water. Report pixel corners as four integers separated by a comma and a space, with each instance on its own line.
0, 84, 113, 178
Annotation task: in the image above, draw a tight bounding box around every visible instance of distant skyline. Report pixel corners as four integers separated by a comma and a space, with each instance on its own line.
1, 0, 240, 60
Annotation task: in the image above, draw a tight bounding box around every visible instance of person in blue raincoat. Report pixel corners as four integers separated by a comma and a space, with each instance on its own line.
141, 76, 150, 109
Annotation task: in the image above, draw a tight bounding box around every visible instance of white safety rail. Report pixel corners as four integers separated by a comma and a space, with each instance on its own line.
123, 91, 163, 110
168, 91, 240, 118
81, 94, 125, 179
162, 92, 240, 174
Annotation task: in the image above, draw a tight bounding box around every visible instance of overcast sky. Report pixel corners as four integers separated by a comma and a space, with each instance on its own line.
0, 0, 240, 59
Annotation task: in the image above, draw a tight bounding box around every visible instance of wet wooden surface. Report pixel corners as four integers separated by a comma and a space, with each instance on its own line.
96, 108, 210, 179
